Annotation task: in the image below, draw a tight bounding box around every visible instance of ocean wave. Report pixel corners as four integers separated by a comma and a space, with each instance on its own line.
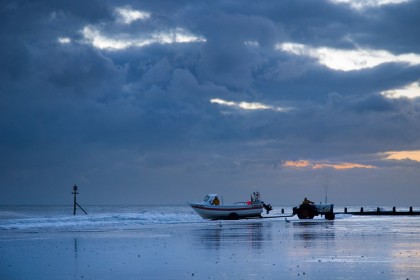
0, 205, 204, 232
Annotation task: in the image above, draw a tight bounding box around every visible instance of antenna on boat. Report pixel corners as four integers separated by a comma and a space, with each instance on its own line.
72, 184, 88, 215
324, 183, 328, 204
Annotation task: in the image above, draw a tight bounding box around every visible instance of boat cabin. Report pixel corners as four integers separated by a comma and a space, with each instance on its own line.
202, 194, 223, 206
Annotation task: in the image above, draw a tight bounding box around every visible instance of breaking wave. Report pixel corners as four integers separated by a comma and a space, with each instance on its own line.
0, 205, 203, 232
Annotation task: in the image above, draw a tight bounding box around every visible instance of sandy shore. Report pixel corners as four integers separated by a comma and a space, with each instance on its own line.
1, 215, 420, 279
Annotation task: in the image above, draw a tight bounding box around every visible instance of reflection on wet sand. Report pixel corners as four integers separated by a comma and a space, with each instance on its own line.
291, 220, 335, 241
74, 238, 78, 258
4, 216, 420, 279
193, 221, 271, 250
392, 244, 420, 274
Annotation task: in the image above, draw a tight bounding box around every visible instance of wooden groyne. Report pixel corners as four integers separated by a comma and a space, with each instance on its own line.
336, 206, 420, 216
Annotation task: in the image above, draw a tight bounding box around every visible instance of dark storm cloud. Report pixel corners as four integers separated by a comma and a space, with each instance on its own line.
1, 0, 420, 205
351, 1, 420, 53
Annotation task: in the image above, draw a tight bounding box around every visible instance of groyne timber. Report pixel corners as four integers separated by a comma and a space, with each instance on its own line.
336, 206, 420, 216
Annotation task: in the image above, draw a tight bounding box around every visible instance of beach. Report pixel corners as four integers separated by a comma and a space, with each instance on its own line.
1, 206, 420, 279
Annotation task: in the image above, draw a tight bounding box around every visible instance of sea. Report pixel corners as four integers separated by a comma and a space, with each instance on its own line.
0, 205, 206, 234
1, 204, 418, 234
2, 205, 420, 279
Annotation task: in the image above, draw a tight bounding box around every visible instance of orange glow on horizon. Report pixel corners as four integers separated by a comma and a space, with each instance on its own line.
384, 150, 420, 162
282, 160, 376, 170
312, 162, 376, 170
282, 160, 310, 168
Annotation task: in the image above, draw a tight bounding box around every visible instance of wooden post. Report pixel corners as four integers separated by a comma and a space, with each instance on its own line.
281, 209, 284, 214
393, 207, 396, 213
72, 184, 87, 215
360, 207, 364, 213
72, 185, 78, 215
410, 206, 413, 213
344, 207, 347, 213
377, 207, 380, 213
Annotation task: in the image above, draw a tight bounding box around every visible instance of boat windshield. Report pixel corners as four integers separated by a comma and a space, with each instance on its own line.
204, 195, 210, 202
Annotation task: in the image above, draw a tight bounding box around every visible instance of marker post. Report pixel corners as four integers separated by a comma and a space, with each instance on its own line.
72, 185, 87, 215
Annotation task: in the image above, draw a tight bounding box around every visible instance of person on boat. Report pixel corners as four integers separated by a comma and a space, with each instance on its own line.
302, 197, 314, 205
212, 196, 220, 206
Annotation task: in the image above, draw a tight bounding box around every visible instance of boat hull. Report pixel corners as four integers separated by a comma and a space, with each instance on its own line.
189, 203, 263, 220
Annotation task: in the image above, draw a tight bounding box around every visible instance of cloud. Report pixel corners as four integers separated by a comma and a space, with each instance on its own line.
276, 42, 420, 71
210, 98, 292, 112
312, 162, 376, 170
81, 25, 206, 50
75, 4, 206, 51
282, 160, 311, 168
282, 160, 376, 170
329, 0, 410, 10
381, 81, 420, 99
114, 6, 151, 24
382, 150, 420, 162
2, 0, 420, 204
57, 37, 71, 44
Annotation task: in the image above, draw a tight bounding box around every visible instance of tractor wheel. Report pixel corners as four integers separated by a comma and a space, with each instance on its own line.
325, 212, 335, 220
297, 204, 315, 219
228, 213, 239, 220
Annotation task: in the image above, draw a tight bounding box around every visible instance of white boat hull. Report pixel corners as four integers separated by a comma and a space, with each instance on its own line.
189, 203, 263, 220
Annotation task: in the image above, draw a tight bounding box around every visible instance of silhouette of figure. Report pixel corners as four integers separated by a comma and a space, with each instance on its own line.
302, 197, 314, 205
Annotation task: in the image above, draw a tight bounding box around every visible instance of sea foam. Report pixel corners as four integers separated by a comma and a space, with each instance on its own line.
0, 205, 204, 232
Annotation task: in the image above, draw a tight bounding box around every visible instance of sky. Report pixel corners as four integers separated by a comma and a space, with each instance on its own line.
1, 0, 420, 206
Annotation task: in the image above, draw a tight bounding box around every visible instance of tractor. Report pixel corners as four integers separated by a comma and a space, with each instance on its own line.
293, 203, 335, 220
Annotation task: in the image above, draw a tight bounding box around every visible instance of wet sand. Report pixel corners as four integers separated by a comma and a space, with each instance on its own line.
1, 215, 420, 279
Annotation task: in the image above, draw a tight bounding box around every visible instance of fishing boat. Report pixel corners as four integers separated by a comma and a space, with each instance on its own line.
189, 192, 272, 220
